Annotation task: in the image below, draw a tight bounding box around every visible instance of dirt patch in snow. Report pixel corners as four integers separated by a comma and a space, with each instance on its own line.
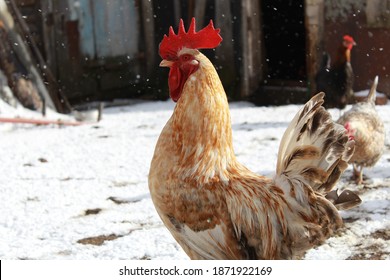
77, 234, 122, 246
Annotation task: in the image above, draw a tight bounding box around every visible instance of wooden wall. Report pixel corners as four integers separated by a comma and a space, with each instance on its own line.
11, 0, 390, 106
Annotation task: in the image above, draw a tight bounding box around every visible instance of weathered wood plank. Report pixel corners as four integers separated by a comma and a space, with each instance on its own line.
91, 0, 139, 59
141, 0, 155, 75
78, 0, 95, 58
215, 0, 236, 97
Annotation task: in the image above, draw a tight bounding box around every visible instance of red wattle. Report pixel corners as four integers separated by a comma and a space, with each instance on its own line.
167, 63, 198, 102
168, 66, 182, 102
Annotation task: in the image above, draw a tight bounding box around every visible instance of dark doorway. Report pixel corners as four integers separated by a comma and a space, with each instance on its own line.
261, 0, 306, 81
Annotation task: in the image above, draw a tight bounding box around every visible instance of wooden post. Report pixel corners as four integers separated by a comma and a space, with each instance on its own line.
173, 0, 181, 25
240, 0, 263, 98
248, 0, 263, 93
305, 0, 325, 94
97, 102, 104, 122
215, 0, 236, 97
194, 0, 206, 26
240, 1, 249, 98
40, 0, 57, 77
141, 0, 155, 75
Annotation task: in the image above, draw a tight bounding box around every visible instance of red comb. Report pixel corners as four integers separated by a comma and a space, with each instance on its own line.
159, 18, 222, 60
343, 35, 355, 44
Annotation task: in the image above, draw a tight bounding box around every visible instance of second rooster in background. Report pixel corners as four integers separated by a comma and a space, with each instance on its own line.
316, 35, 356, 109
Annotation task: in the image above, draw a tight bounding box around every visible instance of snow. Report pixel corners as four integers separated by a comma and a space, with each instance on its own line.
0, 90, 389, 260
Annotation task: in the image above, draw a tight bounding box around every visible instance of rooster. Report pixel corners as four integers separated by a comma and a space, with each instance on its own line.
315, 35, 356, 109
149, 18, 361, 260
337, 76, 385, 184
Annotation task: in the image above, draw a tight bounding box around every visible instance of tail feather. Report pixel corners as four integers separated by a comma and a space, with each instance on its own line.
272, 93, 360, 254
275, 93, 355, 196
367, 75, 378, 104
325, 189, 362, 210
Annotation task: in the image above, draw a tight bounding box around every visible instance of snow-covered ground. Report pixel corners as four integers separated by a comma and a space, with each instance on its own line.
0, 91, 389, 260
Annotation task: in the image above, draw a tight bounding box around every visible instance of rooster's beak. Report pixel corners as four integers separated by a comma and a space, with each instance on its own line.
160, 60, 173, 67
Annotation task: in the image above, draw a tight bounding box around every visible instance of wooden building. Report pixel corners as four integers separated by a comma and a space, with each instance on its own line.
9, 0, 390, 106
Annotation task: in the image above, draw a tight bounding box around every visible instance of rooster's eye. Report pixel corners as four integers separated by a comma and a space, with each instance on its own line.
181, 55, 191, 61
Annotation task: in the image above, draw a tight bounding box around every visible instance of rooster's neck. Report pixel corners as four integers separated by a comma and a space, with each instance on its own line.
169, 57, 236, 183
334, 47, 351, 67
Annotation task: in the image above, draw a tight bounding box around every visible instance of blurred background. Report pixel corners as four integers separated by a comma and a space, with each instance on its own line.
0, 0, 389, 114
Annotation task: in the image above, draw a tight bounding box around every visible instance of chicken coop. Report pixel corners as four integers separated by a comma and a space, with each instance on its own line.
2, 0, 390, 108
